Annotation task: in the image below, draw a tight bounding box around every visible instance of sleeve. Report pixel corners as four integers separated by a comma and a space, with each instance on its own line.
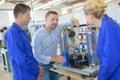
56, 21, 76, 34
13, 34, 40, 76
98, 27, 120, 80
65, 20, 76, 27
32, 32, 51, 65
58, 35, 63, 53
59, 33, 69, 53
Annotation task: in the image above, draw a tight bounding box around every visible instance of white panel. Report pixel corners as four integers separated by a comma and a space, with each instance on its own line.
0, 12, 10, 27
106, 7, 120, 23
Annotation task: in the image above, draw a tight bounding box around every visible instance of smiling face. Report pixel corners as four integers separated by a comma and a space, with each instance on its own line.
46, 13, 58, 30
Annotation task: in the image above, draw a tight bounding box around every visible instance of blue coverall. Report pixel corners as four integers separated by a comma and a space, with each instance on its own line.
97, 15, 120, 80
4, 23, 40, 80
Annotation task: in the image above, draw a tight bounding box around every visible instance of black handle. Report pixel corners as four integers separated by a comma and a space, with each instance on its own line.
73, 24, 87, 27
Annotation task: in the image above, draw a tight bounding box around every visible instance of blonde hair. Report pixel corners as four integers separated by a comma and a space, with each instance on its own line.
83, 0, 107, 19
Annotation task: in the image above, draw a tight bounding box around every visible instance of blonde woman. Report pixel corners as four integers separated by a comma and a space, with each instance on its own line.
83, 0, 120, 80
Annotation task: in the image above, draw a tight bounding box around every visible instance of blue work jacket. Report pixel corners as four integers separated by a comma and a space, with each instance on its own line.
97, 15, 120, 80
4, 23, 39, 80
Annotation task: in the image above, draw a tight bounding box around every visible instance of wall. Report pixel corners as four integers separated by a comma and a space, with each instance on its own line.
58, 1, 120, 25
0, 1, 120, 28
33, 1, 120, 25
0, 12, 11, 28
107, 7, 120, 24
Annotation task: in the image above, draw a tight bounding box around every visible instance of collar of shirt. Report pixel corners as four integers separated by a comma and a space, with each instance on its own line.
101, 15, 109, 28
41, 25, 55, 34
41, 26, 50, 34
13, 23, 24, 32
12, 23, 29, 40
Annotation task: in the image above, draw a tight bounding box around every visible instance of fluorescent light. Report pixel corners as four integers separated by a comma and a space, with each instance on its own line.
53, 1, 63, 6
0, 0, 5, 5
33, 0, 64, 11
104, 0, 113, 3
25, 0, 39, 5
42, 6, 51, 9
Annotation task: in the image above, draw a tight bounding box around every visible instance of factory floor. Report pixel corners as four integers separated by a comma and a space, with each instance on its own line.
0, 57, 12, 80
0, 57, 76, 80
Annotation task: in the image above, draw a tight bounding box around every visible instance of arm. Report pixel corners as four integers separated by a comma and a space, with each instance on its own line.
51, 55, 66, 64
98, 28, 120, 80
71, 18, 80, 27
32, 34, 65, 64
94, 77, 98, 80
37, 67, 44, 80
57, 18, 79, 51
64, 18, 80, 27
57, 18, 80, 34
11, 33, 40, 76
32, 32, 51, 65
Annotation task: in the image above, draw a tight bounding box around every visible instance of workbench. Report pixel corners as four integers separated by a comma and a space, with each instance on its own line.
50, 68, 84, 80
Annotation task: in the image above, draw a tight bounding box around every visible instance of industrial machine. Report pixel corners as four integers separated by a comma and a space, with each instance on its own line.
54, 24, 100, 77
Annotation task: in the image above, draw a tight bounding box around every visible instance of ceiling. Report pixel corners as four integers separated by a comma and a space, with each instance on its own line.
0, 0, 119, 12
4, 0, 84, 4
0, 0, 85, 11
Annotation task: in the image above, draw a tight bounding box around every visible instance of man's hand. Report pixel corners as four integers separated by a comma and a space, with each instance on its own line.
37, 67, 44, 80
71, 18, 80, 27
51, 55, 66, 64
93, 76, 98, 80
